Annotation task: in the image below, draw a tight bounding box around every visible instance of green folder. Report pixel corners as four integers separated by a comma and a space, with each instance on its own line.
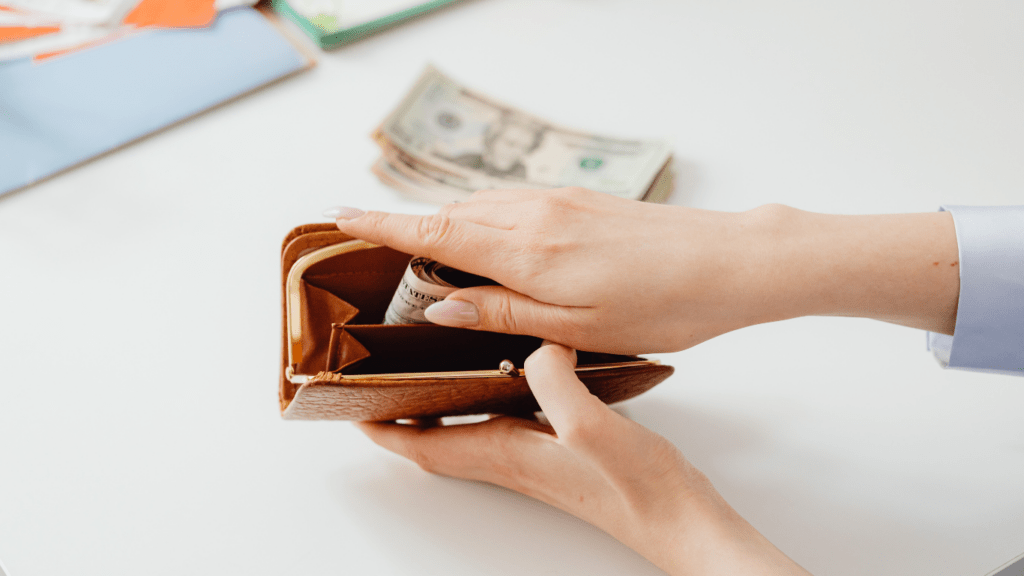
271, 0, 463, 49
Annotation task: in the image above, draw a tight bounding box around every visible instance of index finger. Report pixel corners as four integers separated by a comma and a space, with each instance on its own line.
333, 210, 509, 278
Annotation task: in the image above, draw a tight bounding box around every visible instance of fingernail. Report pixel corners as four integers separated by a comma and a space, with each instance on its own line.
323, 206, 365, 220
424, 300, 479, 327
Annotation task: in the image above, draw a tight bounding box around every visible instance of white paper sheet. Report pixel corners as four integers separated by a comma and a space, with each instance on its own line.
0, 0, 139, 26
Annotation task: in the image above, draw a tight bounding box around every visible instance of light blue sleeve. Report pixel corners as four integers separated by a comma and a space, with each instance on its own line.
927, 205, 1024, 377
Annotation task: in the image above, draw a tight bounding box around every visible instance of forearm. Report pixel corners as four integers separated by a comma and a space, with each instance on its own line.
749, 206, 960, 335
638, 488, 812, 576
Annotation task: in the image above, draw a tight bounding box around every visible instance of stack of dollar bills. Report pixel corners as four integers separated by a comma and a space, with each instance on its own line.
373, 67, 675, 204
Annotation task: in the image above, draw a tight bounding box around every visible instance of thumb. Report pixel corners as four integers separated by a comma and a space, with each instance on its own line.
523, 342, 612, 442
423, 285, 582, 343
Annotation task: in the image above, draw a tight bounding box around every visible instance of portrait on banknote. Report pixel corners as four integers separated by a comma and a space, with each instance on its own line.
441, 113, 547, 180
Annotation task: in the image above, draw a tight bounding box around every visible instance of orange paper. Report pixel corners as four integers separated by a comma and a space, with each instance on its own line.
0, 25, 61, 43
123, 0, 217, 29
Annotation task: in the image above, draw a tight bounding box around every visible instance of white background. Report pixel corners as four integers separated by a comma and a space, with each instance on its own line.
1, 1, 1022, 574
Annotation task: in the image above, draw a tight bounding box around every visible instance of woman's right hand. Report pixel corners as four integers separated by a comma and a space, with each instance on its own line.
329, 187, 959, 354
329, 187, 784, 354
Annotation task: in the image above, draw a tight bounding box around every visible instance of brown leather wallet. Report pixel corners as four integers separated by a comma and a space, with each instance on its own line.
279, 223, 675, 421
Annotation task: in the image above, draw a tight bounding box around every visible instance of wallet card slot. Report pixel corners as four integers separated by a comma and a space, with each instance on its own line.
334, 324, 639, 376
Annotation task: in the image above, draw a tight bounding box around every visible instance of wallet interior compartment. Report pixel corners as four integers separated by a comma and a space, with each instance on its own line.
330, 324, 641, 376
292, 245, 410, 375
300, 245, 412, 325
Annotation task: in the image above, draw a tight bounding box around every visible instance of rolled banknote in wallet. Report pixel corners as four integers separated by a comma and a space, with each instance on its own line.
383, 257, 497, 325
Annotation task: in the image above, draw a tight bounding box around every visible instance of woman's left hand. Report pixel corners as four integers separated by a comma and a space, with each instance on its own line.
356, 342, 811, 576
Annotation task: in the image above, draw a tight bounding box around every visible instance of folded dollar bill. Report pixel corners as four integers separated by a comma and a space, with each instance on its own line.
383, 257, 495, 325
373, 66, 674, 203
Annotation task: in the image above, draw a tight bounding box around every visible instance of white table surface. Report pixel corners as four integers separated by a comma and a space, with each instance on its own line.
1, 1, 1022, 575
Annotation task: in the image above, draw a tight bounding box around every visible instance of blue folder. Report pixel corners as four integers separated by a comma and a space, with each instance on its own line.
0, 8, 310, 197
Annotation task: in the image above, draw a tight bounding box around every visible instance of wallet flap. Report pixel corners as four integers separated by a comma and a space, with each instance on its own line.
326, 324, 372, 372
295, 282, 359, 375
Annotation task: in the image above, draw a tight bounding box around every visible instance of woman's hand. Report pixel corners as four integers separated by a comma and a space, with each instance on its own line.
330, 188, 785, 354
357, 342, 812, 576
330, 188, 959, 353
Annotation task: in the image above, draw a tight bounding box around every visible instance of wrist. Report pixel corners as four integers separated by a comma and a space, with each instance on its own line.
761, 207, 960, 334
646, 485, 810, 576
729, 204, 816, 326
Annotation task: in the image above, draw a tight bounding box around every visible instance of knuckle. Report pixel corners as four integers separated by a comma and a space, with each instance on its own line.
526, 191, 586, 231
437, 202, 459, 218
518, 236, 571, 267
400, 435, 442, 474
745, 203, 798, 237
489, 291, 522, 334
538, 193, 574, 213
559, 187, 591, 201
512, 224, 562, 256
484, 418, 528, 478
416, 214, 459, 247
416, 461, 439, 475
489, 417, 521, 446
748, 202, 794, 224
409, 446, 441, 474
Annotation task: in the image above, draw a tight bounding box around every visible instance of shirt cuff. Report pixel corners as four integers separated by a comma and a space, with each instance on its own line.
927, 205, 1024, 377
